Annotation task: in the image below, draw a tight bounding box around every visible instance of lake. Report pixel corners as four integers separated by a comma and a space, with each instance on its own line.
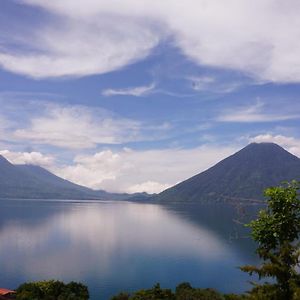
0, 199, 260, 299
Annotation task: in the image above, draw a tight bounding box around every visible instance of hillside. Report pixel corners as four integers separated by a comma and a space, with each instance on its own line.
0, 156, 129, 200
155, 143, 300, 203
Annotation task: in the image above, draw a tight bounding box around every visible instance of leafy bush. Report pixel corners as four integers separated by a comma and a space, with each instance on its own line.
110, 282, 226, 300
224, 294, 249, 300
175, 282, 224, 300
241, 181, 300, 299
111, 292, 130, 300
16, 280, 89, 300
131, 283, 175, 300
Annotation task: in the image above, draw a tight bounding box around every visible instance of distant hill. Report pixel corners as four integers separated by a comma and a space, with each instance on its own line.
0, 155, 131, 200
155, 143, 300, 203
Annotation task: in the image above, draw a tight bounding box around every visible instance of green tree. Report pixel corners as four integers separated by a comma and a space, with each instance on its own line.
131, 283, 175, 300
175, 282, 224, 300
16, 280, 89, 300
110, 282, 226, 300
110, 292, 130, 300
241, 181, 300, 299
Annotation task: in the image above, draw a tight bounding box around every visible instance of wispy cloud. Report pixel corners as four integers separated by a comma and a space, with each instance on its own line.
1, 1, 300, 82
188, 76, 242, 94
216, 102, 300, 123
102, 82, 199, 98
0, 15, 161, 79
13, 103, 141, 149
0, 114, 17, 145
102, 83, 156, 97
0, 99, 175, 150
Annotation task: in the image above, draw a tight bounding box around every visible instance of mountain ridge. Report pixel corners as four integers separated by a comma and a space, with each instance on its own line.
155, 142, 300, 203
1, 143, 299, 202
0, 155, 133, 200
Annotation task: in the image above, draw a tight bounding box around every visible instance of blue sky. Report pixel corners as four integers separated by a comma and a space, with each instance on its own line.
0, 0, 300, 193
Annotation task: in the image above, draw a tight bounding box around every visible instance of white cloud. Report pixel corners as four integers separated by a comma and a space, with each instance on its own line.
0, 99, 173, 150
249, 134, 300, 157
1, 1, 300, 82
0, 149, 55, 166
189, 76, 242, 94
102, 82, 156, 97
0, 15, 161, 78
217, 101, 300, 123
13, 103, 141, 149
54, 144, 237, 193
126, 181, 171, 194
168, 1, 300, 83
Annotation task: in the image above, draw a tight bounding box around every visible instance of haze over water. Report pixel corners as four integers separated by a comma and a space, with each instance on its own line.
0, 200, 258, 299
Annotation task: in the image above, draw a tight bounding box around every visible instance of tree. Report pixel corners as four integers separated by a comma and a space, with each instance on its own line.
241, 181, 300, 299
175, 282, 224, 300
110, 282, 226, 300
130, 283, 175, 300
16, 280, 89, 300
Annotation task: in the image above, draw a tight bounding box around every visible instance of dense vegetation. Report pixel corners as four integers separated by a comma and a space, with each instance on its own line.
241, 180, 300, 299
15, 280, 89, 300
110, 282, 245, 300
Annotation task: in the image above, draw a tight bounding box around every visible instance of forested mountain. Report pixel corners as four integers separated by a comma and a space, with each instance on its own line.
155, 143, 300, 203
0, 155, 128, 200
2, 143, 299, 202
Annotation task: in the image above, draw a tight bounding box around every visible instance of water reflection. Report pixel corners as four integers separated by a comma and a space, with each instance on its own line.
0, 200, 258, 299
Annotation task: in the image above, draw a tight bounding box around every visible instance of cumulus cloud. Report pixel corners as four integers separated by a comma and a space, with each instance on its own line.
0, 149, 55, 166
126, 181, 171, 194
102, 82, 156, 97
54, 145, 237, 193
13, 103, 141, 149
217, 101, 300, 123
1, 0, 300, 82
1, 144, 238, 194
250, 134, 300, 157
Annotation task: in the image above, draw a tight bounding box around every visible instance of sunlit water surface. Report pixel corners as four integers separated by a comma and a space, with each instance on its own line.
0, 200, 259, 299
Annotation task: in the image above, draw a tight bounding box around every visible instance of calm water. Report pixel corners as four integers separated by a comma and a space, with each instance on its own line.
0, 200, 260, 299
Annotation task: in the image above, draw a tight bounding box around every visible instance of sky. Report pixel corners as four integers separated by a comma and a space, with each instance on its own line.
0, 0, 300, 194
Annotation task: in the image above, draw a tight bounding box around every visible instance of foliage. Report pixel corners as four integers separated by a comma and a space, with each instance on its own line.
111, 292, 130, 300
110, 282, 225, 300
130, 283, 175, 300
16, 280, 89, 300
175, 282, 224, 300
241, 181, 300, 299
224, 294, 249, 300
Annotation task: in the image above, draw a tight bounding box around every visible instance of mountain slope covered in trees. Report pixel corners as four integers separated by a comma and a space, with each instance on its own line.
0, 155, 128, 200
155, 143, 300, 203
